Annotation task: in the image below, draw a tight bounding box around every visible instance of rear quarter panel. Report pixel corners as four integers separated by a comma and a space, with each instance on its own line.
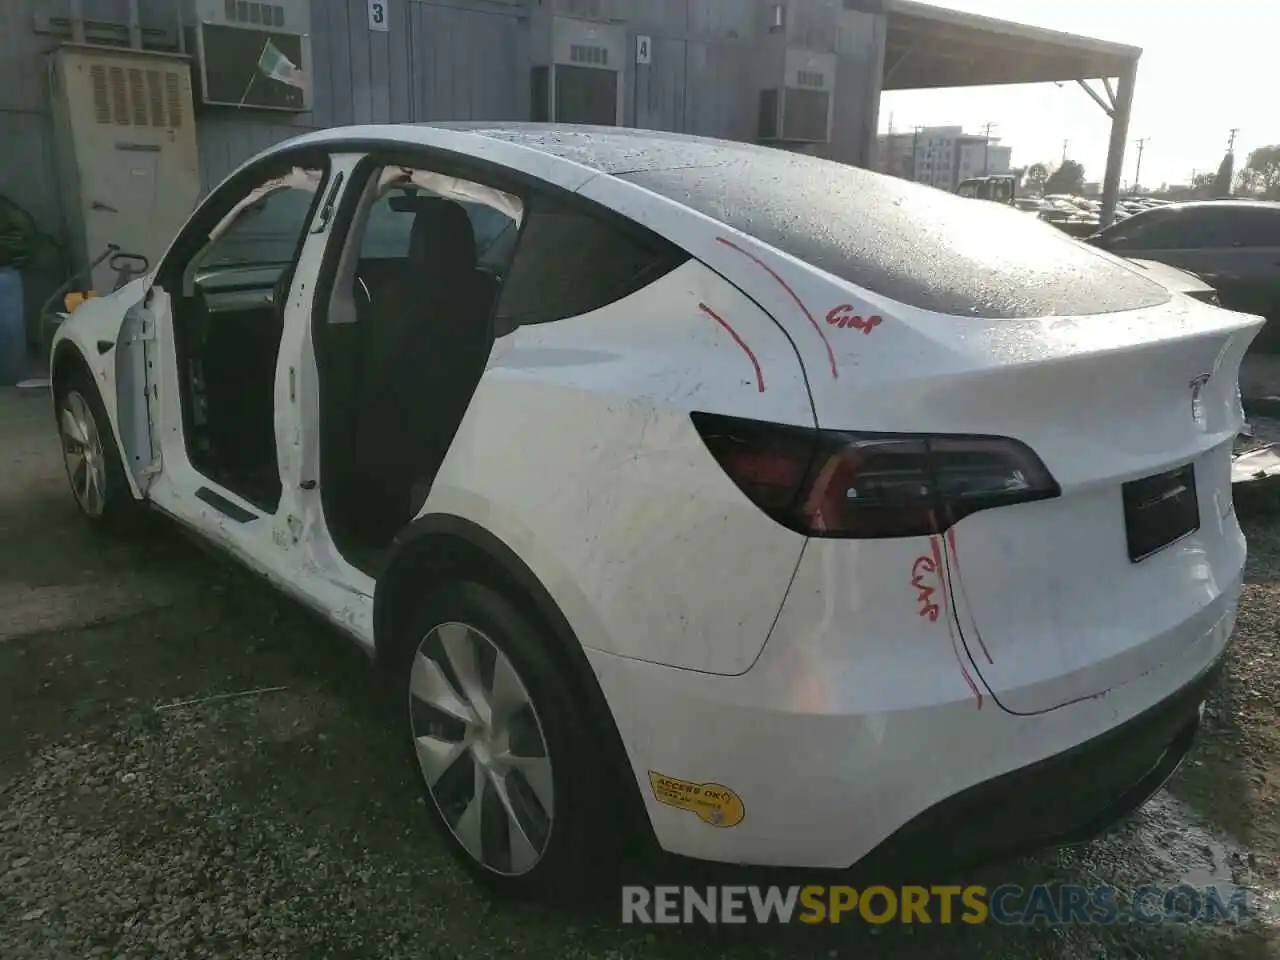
420, 259, 815, 676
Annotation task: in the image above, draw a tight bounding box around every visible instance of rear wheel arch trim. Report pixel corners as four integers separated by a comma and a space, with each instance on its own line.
374, 513, 660, 849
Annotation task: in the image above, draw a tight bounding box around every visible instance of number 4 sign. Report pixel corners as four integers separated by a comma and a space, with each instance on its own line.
368, 0, 388, 31
636, 35, 651, 64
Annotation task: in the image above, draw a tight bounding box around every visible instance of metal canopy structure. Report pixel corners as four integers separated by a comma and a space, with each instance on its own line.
882, 0, 1142, 226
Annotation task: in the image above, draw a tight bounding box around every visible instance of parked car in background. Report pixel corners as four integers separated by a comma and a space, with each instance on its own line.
956, 175, 1016, 204
1039, 197, 1100, 237
1086, 200, 1280, 348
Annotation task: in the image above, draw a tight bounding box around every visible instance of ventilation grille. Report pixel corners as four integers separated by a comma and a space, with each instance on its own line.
108, 66, 129, 125
569, 44, 609, 66
147, 70, 165, 126
165, 72, 184, 128
796, 69, 825, 89
128, 69, 148, 125
90, 64, 111, 123
88, 61, 185, 128
225, 0, 286, 27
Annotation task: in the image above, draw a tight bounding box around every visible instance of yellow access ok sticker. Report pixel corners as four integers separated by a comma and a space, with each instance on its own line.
648, 771, 745, 828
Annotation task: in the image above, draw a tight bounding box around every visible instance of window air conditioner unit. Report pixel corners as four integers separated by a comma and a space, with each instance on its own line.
192, 0, 312, 112
758, 50, 834, 144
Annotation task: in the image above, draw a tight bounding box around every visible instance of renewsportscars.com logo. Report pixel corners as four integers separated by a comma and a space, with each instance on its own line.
621, 884, 1256, 926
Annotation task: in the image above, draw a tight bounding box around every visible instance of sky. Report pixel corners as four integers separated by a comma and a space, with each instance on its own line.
878, 0, 1271, 188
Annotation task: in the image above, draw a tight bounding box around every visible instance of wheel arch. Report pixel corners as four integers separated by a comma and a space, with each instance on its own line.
50, 338, 92, 396
374, 513, 658, 850
50, 338, 144, 502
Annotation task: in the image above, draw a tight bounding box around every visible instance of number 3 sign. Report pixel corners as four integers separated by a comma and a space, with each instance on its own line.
368, 0, 388, 31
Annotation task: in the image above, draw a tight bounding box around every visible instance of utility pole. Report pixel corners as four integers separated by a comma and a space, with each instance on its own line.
1133, 137, 1148, 195
1228, 128, 1239, 153
981, 121, 997, 175
1062, 139, 1069, 164
912, 125, 922, 183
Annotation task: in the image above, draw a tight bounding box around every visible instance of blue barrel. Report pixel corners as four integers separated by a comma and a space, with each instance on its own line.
0, 267, 25, 386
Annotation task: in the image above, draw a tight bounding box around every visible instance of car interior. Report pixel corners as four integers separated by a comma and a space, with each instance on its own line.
168, 166, 324, 514
314, 168, 522, 574
164, 161, 520, 572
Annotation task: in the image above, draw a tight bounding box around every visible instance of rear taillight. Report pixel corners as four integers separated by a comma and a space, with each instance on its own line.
691, 412, 1060, 538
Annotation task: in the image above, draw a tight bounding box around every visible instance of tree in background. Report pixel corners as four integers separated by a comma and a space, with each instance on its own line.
1212, 151, 1235, 197
1025, 162, 1049, 195
1237, 145, 1280, 198
1043, 160, 1086, 196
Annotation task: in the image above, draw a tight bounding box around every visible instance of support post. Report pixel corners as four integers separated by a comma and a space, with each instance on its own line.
69, 0, 86, 43
1100, 59, 1137, 227
127, 0, 142, 49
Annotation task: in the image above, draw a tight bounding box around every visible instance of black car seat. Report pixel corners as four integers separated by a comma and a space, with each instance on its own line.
354, 198, 492, 543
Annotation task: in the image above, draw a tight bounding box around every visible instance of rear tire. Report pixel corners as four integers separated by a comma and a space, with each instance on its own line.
54, 366, 136, 526
393, 581, 623, 899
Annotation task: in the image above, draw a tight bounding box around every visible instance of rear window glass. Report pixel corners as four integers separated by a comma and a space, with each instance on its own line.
623, 154, 1170, 318
495, 200, 687, 327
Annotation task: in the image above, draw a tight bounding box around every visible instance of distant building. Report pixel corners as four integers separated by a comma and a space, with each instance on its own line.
876, 125, 1011, 191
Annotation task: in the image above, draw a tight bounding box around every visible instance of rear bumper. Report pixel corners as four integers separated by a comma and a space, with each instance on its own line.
588, 552, 1239, 870
855, 653, 1218, 878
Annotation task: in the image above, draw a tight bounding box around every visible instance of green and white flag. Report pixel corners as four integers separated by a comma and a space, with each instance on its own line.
257, 39, 305, 89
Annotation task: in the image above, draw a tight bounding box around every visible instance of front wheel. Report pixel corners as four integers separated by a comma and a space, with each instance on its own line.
55, 369, 134, 524
396, 581, 623, 898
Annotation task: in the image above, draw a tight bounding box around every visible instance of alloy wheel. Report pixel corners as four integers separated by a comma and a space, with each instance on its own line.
409, 621, 555, 876
60, 390, 106, 518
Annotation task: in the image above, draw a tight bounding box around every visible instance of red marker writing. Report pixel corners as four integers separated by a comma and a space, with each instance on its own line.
826, 304, 882, 335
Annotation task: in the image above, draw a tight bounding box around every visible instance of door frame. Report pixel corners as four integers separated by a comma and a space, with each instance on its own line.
270, 151, 382, 617
297, 146, 533, 583
136, 145, 343, 598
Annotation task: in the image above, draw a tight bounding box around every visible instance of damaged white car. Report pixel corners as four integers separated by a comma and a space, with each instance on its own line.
50, 123, 1264, 894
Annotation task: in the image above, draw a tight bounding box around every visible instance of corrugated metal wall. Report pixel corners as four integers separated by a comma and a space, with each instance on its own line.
0, 0, 538, 227
198, 0, 532, 190
626, 0, 758, 140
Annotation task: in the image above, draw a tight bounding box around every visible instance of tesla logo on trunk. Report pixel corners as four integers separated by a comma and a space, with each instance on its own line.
1190, 374, 1211, 430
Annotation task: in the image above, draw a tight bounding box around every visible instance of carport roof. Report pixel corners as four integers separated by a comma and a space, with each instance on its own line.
884, 1, 1141, 90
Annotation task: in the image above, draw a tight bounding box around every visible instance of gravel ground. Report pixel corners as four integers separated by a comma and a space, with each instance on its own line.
2, 385, 1280, 959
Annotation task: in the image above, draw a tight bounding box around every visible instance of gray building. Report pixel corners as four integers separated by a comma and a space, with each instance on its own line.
0, 0, 1145, 324
1, 0, 885, 253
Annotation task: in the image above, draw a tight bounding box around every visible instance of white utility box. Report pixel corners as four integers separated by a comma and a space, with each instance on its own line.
47, 45, 201, 294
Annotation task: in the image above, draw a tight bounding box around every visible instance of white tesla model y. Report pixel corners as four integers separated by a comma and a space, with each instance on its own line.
49, 123, 1260, 895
